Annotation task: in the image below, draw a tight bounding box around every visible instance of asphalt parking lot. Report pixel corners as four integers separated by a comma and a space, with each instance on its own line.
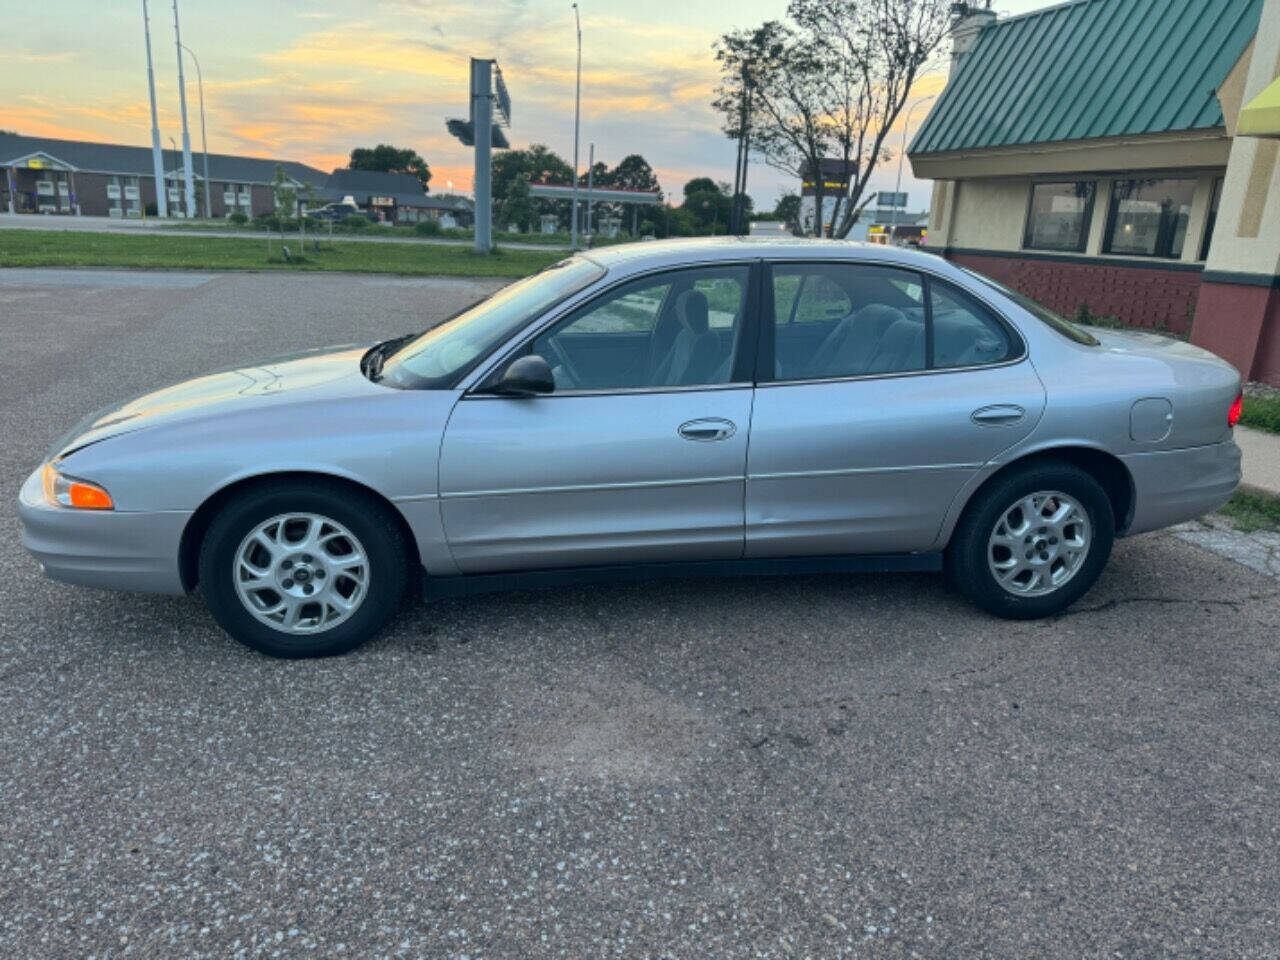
2, 267, 1279, 958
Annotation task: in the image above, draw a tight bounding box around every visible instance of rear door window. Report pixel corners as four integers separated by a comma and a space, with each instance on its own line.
769, 264, 926, 380
767, 263, 1022, 380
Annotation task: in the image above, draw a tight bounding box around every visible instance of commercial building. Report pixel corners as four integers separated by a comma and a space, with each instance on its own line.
320, 168, 473, 226
909, 0, 1280, 386
1, 132, 326, 219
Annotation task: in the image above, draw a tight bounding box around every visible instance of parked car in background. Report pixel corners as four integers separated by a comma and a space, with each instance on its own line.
306, 201, 373, 223
19, 238, 1243, 658
868, 224, 928, 247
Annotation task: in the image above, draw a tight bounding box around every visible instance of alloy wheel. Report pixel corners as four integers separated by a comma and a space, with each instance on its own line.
232, 513, 370, 634
986, 491, 1092, 598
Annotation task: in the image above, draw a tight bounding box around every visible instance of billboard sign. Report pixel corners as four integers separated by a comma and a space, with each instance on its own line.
494, 64, 511, 126
877, 191, 908, 209
800, 159, 855, 198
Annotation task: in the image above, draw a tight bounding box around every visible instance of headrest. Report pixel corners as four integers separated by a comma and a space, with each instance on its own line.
674, 289, 710, 335
853, 303, 907, 331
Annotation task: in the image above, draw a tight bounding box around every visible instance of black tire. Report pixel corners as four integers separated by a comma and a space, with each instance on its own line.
198, 479, 410, 658
946, 461, 1115, 620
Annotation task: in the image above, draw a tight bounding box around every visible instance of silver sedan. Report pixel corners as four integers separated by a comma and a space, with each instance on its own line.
18, 239, 1243, 657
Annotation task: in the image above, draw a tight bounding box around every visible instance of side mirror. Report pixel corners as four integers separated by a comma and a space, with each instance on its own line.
491, 354, 555, 396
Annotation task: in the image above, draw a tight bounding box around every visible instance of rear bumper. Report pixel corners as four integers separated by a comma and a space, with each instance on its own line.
17, 467, 190, 595
1121, 438, 1241, 536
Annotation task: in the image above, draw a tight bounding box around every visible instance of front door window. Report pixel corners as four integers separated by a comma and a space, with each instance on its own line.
530, 265, 750, 391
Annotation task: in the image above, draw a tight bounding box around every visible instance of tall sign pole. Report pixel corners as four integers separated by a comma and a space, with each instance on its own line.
142, 0, 168, 217
172, 0, 196, 218
585, 142, 595, 240
570, 2, 582, 250
472, 58, 493, 253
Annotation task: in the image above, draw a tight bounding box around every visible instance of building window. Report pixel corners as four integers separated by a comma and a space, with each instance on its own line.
1103, 178, 1197, 259
1199, 177, 1223, 262
1023, 181, 1095, 252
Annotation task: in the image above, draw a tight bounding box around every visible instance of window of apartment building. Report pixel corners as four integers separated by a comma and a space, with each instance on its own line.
1103, 178, 1196, 259
1199, 177, 1224, 262
1023, 181, 1095, 252
107, 175, 124, 217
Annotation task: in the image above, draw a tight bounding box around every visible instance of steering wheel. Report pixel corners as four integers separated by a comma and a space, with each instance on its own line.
543, 336, 583, 389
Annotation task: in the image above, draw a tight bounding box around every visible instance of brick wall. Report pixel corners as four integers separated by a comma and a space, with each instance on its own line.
72, 172, 111, 217
946, 250, 1203, 336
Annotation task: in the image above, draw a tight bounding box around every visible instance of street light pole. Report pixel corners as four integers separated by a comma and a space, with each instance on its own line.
570, 2, 582, 250
171, 0, 196, 219
180, 43, 210, 219
894, 95, 936, 211
141, 0, 168, 217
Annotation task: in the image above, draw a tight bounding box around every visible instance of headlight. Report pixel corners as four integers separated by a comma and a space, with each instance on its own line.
41, 462, 114, 510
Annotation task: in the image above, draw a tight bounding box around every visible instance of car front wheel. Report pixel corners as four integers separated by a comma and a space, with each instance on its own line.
947, 462, 1115, 619
198, 481, 410, 657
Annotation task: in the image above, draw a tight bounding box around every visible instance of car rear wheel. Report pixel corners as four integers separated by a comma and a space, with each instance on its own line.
947, 462, 1115, 619
198, 481, 410, 658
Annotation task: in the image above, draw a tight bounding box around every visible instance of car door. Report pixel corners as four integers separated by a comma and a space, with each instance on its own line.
746, 260, 1046, 558
438, 263, 758, 573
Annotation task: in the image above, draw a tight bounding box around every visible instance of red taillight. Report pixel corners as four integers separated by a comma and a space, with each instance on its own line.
1228, 392, 1243, 428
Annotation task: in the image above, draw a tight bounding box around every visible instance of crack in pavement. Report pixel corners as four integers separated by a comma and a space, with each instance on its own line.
1061, 590, 1280, 616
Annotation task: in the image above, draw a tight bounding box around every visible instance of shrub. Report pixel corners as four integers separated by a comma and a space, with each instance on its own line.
335, 216, 370, 233
254, 213, 280, 232
1073, 305, 1125, 330
414, 218, 442, 237
228, 211, 248, 225
1240, 390, 1280, 434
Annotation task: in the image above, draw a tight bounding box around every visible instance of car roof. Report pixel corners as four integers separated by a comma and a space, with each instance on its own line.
580, 236, 949, 276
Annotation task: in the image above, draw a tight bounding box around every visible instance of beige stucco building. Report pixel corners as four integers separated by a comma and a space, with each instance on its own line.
909, 0, 1280, 386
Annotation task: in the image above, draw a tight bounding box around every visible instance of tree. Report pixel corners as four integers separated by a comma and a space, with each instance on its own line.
774, 192, 801, 228
715, 0, 950, 238
300, 181, 321, 249
269, 164, 297, 258
502, 173, 535, 233
680, 178, 733, 235
493, 143, 575, 230
597, 155, 662, 235
611, 154, 661, 195
348, 144, 432, 190
683, 177, 721, 199
714, 22, 833, 237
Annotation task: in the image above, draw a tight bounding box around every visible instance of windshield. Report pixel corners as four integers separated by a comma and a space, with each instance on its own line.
378, 257, 606, 389
961, 268, 1100, 347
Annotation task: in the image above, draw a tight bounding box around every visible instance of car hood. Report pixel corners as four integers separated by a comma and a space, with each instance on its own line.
52, 344, 379, 458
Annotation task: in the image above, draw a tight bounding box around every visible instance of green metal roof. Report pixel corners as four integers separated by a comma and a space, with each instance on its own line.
910, 0, 1263, 156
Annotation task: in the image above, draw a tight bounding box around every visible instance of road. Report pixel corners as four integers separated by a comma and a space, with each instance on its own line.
0, 212, 572, 251
2, 267, 1278, 958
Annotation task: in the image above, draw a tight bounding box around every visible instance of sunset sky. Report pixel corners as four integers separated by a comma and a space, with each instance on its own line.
1, 0, 1047, 210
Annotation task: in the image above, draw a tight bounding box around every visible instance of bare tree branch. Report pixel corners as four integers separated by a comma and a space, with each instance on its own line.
715, 1, 951, 239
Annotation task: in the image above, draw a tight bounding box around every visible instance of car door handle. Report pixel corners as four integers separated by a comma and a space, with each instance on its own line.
971, 404, 1026, 426
679, 418, 736, 442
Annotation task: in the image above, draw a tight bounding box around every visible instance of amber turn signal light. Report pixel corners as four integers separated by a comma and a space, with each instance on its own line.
41, 462, 114, 510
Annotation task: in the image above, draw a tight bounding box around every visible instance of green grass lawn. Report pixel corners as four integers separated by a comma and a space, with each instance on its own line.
1240, 392, 1280, 434
1219, 490, 1280, 533
0, 229, 563, 278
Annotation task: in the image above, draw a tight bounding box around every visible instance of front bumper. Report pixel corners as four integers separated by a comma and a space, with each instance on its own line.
1122, 438, 1242, 536
17, 467, 191, 596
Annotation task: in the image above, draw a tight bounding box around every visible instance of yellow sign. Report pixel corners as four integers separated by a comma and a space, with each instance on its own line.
25, 158, 46, 169
1239, 75, 1280, 138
